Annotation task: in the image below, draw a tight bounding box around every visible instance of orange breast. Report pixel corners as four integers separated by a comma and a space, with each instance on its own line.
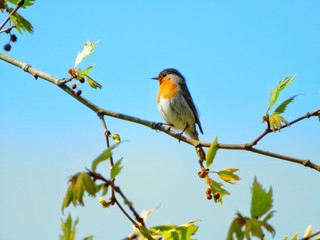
157, 79, 178, 103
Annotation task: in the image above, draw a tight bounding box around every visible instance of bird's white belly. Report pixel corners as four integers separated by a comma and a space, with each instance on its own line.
158, 94, 195, 132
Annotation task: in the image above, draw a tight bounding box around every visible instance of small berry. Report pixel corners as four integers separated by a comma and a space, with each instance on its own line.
214, 192, 220, 200
78, 77, 85, 83
10, 34, 17, 42
75, 89, 82, 96
67, 68, 74, 75
205, 188, 212, 195
206, 194, 213, 200
71, 83, 77, 89
3, 43, 11, 51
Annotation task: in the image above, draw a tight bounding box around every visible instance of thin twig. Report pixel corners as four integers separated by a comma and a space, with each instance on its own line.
0, 0, 25, 32
88, 170, 145, 227
248, 110, 320, 147
0, 25, 16, 34
301, 230, 320, 240
0, 53, 319, 172
98, 114, 114, 166
98, 113, 117, 205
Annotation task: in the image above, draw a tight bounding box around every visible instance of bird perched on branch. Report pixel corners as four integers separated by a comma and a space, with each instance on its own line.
152, 68, 206, 161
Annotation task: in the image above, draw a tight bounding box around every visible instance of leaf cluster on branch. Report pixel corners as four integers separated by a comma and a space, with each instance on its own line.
0, 0, 34, 51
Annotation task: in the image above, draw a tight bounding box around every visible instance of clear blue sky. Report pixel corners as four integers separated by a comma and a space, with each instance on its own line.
1, 1, 319, 239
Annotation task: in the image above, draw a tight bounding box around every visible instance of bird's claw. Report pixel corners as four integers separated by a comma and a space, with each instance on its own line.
176, 131, 184, 142
154, 122, 164, 131
154, 122, 173, 133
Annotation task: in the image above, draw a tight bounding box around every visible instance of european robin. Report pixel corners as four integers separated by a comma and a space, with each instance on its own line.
152, 68, 206, 160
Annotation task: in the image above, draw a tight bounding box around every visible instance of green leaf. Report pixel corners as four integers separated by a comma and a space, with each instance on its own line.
303, 225, 314, 239
74, 41, 99, 68
97, 184, 108, 196
73, 172, 96, 206
7, 0, 35, 8
244, 218, 264, 239
131, 207, 159, 238
59, 214, 78, 240
111, 158, 123, 179
82, 236, 94, 240
80, 65, 95, 77
269, 113, 290, 131
62, 173, 80, 212
282, 233, 299, 240
139, 225, 155, 240
9, 10, 33, 34
61, 182, 74, 212
85, 75, 102, 89
290, 233, 298, 240
217, 168, 241, 184
149, 220, 200, 240
318, 115, 320, 122
228, 179, 275, 240
250, 177, 273, 219
91, 145, 118, 172
62, 172, 98, 212
273, 94, 300, 115
111, 134, 121, 144
261, 213, 276, 237
226, 218, 245, 240
139, 207, 158, 224
267, 75, 296, 113
72, 174, 86, 206
206, 136, 218, 168
81, 172, 97, 195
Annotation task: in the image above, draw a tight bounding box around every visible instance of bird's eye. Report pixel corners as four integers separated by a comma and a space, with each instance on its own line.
162, 73, 167, 77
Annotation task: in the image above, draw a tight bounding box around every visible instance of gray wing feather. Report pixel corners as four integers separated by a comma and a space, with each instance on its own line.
179, 83, 204, 134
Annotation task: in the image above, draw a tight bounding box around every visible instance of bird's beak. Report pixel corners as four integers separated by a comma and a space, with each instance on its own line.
151, 77, 158, 80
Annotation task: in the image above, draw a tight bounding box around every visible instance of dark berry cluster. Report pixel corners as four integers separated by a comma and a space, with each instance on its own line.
67, 68, 84, 96
3, 33, 17, 52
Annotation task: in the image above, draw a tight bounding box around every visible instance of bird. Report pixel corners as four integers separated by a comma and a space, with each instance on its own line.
152, 68, 206, 161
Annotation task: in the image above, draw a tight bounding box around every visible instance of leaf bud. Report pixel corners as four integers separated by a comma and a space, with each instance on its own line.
98, 197, 110, 208
67, 68, 74, 75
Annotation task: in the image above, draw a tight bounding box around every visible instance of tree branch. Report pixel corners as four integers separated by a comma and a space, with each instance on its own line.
0, 0, 25, 32
0, 53, 319, 172
88, 170, 145, 228
247, 109, 320, 147
98, 114, 117, 205
302, 230, 320, 240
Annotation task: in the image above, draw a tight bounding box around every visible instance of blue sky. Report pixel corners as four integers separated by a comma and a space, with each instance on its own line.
1, 1, 319, 239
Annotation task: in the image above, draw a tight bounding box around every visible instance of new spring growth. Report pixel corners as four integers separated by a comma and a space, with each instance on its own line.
99, 197, 110, 208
